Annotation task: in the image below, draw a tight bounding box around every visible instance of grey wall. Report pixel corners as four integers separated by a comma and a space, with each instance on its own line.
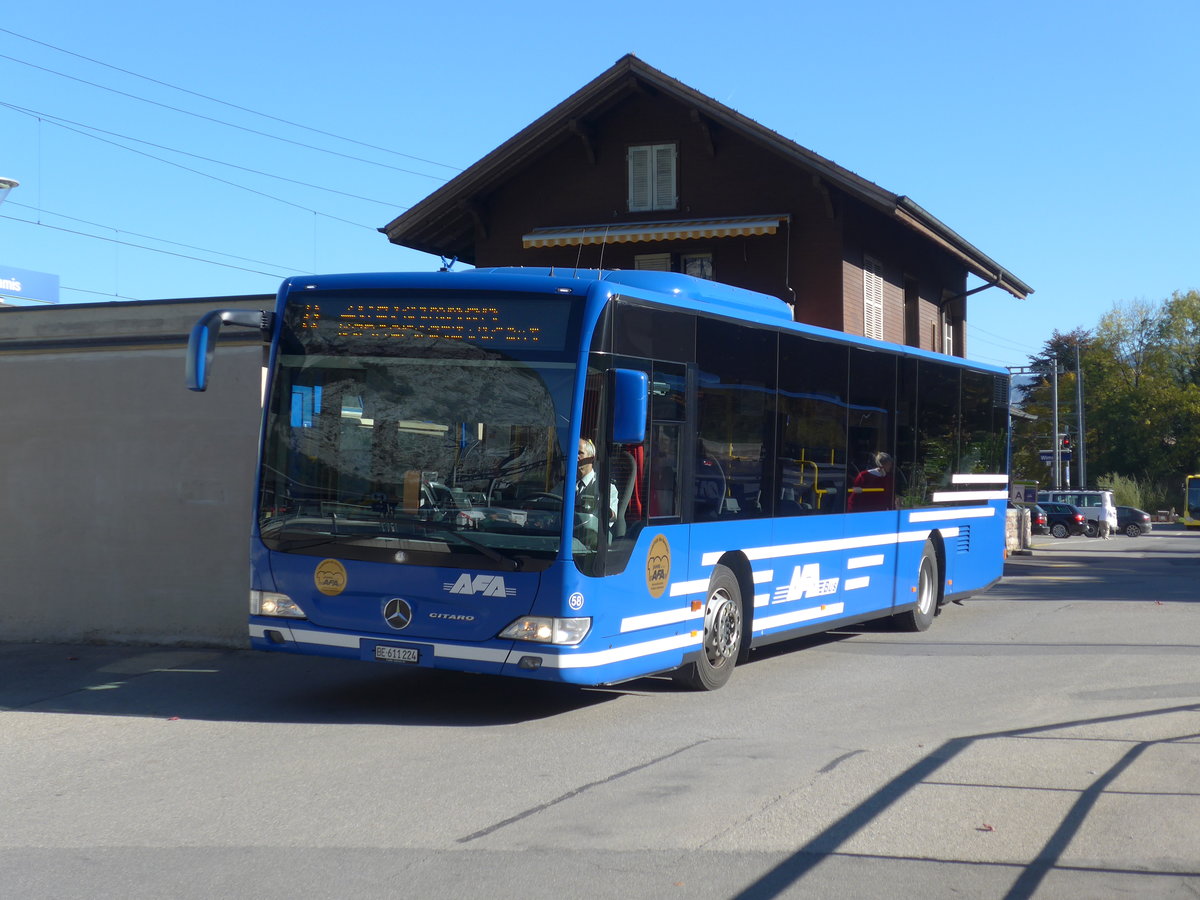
0, 297, 271, 646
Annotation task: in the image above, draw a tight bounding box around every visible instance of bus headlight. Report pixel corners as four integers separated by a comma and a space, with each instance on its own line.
500, 616, 591, 646
251, 590, 306, 618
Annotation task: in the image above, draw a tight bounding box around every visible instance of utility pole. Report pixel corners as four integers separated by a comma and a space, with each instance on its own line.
1051, 354, 1061, 489
1075, 343, 1086, 488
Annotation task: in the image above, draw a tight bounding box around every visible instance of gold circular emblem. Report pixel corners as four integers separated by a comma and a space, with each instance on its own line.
314, 559, 348, 596
646, 534, 671, 598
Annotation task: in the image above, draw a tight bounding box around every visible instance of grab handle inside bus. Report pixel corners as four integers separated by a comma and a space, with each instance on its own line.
611, 368, 648, 444
185, 309, 274, 391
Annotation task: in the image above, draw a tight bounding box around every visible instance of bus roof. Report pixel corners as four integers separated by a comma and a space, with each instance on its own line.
278, 268, 1008, 376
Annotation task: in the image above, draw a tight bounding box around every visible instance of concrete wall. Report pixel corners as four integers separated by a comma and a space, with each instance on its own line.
0, 296, 271, 646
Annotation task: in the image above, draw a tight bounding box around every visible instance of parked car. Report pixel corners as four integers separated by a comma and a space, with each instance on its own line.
1038, 501, 1087, 538
1026, 503, 1049, 535
1116, 506, 1153, 537
1008, 501, 1049, 535
1037, 489, 1117, 538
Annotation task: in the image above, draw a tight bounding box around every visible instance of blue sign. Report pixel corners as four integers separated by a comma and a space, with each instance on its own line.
0, 265, 60, 304
1039, 450, 1072, 463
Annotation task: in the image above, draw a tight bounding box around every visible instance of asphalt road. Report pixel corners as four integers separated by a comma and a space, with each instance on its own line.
2, 526, 1198, 899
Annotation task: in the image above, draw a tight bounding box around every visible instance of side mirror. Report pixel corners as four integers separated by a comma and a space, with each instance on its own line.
611, 368, 647, 444
185, 309, 272, 391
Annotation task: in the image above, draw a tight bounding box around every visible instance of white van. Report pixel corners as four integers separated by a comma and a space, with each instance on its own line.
1037, 490, 1117, 537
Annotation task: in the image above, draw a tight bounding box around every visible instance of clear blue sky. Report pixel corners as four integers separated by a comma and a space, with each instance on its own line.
1, 0, 1197, 368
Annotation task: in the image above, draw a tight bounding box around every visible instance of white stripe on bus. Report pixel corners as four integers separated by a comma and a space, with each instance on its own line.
847, 554, 884, 569
843, 576, 871, 591
518, 633, 702, 669
669, 578, 711, 597
255, 625, 513, 663
701, 527, 945, 568
621, 606, 704, 633
931, 490, 1010, 502
908, 507, 994, 523
754, 602, 846, 631
952, 473, 1009, 484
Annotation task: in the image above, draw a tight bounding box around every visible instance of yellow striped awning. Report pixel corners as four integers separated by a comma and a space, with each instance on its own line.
522, 215, 786, 248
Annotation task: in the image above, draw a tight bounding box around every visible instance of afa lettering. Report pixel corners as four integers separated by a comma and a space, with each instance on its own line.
784, 563, 840, 602
447, 574, 516, 597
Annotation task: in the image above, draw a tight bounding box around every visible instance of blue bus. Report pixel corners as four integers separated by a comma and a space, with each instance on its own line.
186, 268, 1009, 690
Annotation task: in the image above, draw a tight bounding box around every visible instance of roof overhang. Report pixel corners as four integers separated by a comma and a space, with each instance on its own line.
522, 214, 786, 249
894, 197, 1032, 300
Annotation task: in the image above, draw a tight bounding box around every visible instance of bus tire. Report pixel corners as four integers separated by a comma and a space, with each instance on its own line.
674, 565, 744, 690
896, 543, 939, 632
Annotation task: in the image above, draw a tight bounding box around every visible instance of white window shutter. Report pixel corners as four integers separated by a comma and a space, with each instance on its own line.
653, 144, 677, 210
634, 253, 672, 271
863, 256, 884, 341
628, 146, 652, 211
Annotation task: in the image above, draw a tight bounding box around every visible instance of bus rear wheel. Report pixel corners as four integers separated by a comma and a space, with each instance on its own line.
895, 543, 939, 632
675, 565, 743, 691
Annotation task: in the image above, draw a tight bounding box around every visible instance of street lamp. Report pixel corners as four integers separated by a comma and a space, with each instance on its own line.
0, 177, 18, 207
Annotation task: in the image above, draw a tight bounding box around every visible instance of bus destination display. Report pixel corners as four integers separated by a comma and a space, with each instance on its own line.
298, 298, 569, 349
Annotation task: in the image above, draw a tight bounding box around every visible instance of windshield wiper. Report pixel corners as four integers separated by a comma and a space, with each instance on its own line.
420, 525, 522, 571
260, 520, 523, 570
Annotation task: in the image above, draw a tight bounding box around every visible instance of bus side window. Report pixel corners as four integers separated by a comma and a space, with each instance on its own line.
650, 362, 685, 520
650, 423, 681, 518
847, 348, 897, 513
777, 334, 848, 516
694, 319, 776, 521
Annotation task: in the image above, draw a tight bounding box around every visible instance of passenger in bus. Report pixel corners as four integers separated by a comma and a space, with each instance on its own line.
849, 452, 895, 511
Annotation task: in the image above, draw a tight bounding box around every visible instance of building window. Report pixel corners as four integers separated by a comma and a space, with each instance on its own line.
863, 255, 884, 341
942, 304, 955, 355
682, 253, 713, 281
628, 144, 677, 212
634, 253, 672, 271
903, 277, 920, 348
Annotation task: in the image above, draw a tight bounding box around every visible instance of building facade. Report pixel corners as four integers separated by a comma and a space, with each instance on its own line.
383, 55, 1031, 357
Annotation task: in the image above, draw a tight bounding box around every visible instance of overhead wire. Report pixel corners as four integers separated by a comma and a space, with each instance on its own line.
0, 210, 300, 281
0, 100, 409, 209
2, 103, 380, 231
0, 31, 448, 296
4, 200, 308, 273
0, 26, 462, 173
0, 51, 453, 182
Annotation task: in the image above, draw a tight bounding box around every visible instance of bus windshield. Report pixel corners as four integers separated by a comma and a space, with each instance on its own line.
257, 290, 582, 571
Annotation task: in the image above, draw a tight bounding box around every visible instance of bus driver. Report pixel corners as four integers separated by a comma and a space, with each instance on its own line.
575, 438, 618, 519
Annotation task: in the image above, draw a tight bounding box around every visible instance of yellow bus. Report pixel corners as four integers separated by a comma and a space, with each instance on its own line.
1183, 475, 1200, 528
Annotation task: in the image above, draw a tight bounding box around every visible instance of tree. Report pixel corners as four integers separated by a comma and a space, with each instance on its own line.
1080, 295, 1200, 494
1011, 329, 1091, 485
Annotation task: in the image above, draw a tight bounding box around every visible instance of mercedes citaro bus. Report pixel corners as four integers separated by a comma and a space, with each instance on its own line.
186, 268, 1009, 690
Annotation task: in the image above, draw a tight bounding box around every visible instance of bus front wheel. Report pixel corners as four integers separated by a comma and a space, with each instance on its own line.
895, 543, 939, 632
675, 565, 743, 690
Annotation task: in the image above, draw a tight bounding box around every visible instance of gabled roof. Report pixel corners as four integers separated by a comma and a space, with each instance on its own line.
381, 54, 1031, 300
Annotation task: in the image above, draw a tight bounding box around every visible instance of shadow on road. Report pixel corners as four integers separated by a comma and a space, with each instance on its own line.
732, 702, 1200, 900
0, 642, 628, 726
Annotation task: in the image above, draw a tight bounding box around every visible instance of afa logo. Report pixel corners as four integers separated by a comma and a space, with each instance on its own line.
774, 563, 840, 603
314, 559, 348, 596
645, 534, 671, 598
444, 574, 517, 597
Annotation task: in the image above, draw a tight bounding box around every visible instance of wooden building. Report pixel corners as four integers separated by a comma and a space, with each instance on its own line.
382, 55, 1031, 358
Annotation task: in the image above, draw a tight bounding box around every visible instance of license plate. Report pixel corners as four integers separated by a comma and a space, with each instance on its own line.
375, 645, 419, 664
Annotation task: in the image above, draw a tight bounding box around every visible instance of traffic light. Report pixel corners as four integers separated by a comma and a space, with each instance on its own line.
1060, 434, 1071, 450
